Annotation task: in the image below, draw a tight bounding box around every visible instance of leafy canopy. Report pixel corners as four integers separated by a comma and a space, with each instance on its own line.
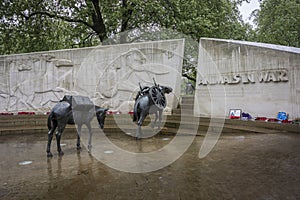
0, 0, 251, 82
0, 0, 248, 55
254, 0, 300, 47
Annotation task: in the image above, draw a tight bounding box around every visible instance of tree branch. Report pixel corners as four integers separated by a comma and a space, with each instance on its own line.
23, 11, 94, 31
121, 0, 133, 32
182, 73, 196, 82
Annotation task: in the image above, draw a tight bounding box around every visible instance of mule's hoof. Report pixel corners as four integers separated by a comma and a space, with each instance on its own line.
58, 151, 64, 156
47, 152, 53, 157
77, 146, 81, 150
88, 145, 92, 152
135, 137, 141, 140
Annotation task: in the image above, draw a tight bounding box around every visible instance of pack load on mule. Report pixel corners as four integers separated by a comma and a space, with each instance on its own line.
46, 95, 108, 157
133, 79, 172, 139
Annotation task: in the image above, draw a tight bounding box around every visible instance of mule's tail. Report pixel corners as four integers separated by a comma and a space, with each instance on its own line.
47, 112, 53, 130
133, 102, 139, 122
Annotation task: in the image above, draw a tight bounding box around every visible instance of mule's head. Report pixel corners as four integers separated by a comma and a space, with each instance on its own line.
95, 107, 109, 129
159, 85, 173, 94
61, 95, 73, 106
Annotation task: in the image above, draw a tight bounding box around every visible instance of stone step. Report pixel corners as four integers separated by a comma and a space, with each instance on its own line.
172, 108, 194, 115
180, 95, 195, 105
0, 114, 206, 132
1, 113, 299, 136
0, 114, 218, 136
179, 104, 194, 110
102, 126, 202, 137
175, 95, 195, 113
0, 125, 76, 136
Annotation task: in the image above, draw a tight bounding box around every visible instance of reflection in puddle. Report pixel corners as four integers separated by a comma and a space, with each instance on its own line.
18, 161, 33, 165
0, 133, 299, 199
234, 136, 245, 140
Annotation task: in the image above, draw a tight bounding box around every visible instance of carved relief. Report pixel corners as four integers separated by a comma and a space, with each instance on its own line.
50, 59, 74, 67
0, 53, 74, 112
95, 48, 172, 111
0, 40, 184, 113
17, 64, 32, 71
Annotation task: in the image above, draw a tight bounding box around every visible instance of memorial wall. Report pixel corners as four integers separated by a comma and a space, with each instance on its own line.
2, 37, 299, 119
0, 39, 184, 113
195, 38, 300, 120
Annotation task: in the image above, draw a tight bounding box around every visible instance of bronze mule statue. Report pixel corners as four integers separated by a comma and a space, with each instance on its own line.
46, 95, 108, 157
133, 80, 172, 139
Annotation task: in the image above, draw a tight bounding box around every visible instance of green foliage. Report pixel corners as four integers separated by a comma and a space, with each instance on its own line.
255, 0, 300, 47
2, 0, 298, 81
0, 0, 252, 81
174, 0, 246, 40
1, 0, 250, 55
0, 0, 101, 54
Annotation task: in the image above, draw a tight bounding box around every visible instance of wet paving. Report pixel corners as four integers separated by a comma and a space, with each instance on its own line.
0, 131, 299, 200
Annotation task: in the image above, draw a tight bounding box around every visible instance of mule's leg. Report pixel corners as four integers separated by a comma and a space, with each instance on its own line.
86, 123, 93, 152
136, 125, 142, 140
151, 111, 158, 128
46, 120, 57, 157
157, 110, 162, 129
47, 131, 54, 157
56, 122, 66, 156
136, 113, 146, 140
77, 124, 82, 150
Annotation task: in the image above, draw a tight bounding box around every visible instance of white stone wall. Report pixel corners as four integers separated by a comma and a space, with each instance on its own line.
195, 38, 300, 120
0, 39, 184, 113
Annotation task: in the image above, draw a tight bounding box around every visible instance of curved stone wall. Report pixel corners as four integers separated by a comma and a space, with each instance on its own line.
0, 39, 184, 113
195, 38, 300, 119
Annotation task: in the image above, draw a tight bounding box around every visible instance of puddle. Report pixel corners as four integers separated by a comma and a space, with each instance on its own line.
18, 161, 33, 165
234, 136, 245, 140
104, 150, 114, 154
0, 188, 10, 198
0, 132, 299, 200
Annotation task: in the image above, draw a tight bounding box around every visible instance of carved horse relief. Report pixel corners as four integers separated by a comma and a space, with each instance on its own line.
94, 48, 172, 112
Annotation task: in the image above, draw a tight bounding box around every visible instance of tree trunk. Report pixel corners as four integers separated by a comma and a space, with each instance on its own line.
91, 0, 107, 42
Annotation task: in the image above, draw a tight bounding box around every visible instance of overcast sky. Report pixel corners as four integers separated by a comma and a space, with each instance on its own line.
238, 0, 260, 25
